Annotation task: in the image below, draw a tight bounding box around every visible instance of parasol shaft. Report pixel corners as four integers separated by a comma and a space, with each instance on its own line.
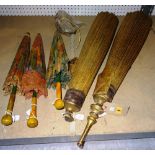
56, 82, 62, 99
27, 90, 38, 128
1, 85, 17, 126
6, 86, 17, 112
54, 81, 64, 110
30, 91, 37, 117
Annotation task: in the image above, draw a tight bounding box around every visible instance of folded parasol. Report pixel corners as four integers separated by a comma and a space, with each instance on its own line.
46, 31, 71, 110
63, 12, 119, 122
21, 33, 47, 128
1, 33, 31, 126
77, 11, 152, 148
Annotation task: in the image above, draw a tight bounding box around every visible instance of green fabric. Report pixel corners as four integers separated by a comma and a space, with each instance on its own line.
32, 90, 37, 97
12, 85, 17, 94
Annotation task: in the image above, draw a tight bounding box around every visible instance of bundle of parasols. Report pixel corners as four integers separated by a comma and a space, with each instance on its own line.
1, 33, 48, 128
0, 9, 153, 148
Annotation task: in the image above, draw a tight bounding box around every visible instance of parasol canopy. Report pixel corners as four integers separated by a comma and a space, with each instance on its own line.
21, 33, 47, 99
3, 33, 31, 95
46, 31, 70, 89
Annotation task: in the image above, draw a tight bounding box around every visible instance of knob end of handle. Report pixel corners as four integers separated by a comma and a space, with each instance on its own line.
1, 114, 13, 126
27, 117, 38, 128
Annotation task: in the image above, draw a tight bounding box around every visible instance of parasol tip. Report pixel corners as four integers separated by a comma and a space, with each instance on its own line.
27, 117, 38, 128
37, 33, 41, 37
1, 114, 13, 126
54, 99, 64, 110
77, 141, 85, 149
25, 32, 30, 36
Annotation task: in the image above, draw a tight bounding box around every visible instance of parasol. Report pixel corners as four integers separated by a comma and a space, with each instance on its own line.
46, 31, 70, 110
21, 33, 47, 128
77, 11, 152, 148
63, 12, 118, 122
1, 33, 31, 126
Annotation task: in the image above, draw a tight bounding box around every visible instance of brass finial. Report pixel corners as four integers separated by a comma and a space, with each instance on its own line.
27, 117, 38, 128
77, 115, 97, 148
1, 113, 13, 126
1, 85, 17, 126
27, 90, 38, 128
77, 97, 106, 148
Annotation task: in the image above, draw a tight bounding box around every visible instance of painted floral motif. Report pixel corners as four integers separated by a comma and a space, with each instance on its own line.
3, 33, 30, 95
46, 31, 71, 89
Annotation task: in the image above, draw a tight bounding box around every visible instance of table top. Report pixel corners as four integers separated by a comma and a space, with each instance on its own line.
0, 16, 155, 140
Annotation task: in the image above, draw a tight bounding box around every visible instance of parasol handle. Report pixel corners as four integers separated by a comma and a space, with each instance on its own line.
77, 101, 105, 148
27, 90, 38, 128
1, 85, 17, 126
54, 82, 64, 110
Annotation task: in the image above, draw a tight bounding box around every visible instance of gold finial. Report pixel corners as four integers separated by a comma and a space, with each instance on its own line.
54, 99, 64, 110
27, 117, 38, 128
1, 85, 17, 126
27, 90, 38, 128
1, 114, 13, 126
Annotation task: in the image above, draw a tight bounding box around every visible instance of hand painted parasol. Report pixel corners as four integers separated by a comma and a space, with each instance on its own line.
1, 33, 31, 126
46, 31, 70, 110
21, 33, 47, 128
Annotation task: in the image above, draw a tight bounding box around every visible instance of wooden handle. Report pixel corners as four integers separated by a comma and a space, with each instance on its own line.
56, 82, 62, 98
27, 90, 38, 128
54, 82, 64, 110
1, 86, 17, 126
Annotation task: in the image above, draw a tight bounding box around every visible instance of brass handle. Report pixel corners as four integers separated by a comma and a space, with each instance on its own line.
77, 11, 152, 148
27, 90, 38, 128
1, 85, 17, 126
77, 116, 97, 148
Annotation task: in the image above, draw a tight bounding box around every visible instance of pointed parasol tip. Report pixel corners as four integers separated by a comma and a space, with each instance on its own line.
25, 32, 30, 36
1, 114, 13, 126
37, 33, 41, 36
27, 117, 38, 128
77, 141, 85, 149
